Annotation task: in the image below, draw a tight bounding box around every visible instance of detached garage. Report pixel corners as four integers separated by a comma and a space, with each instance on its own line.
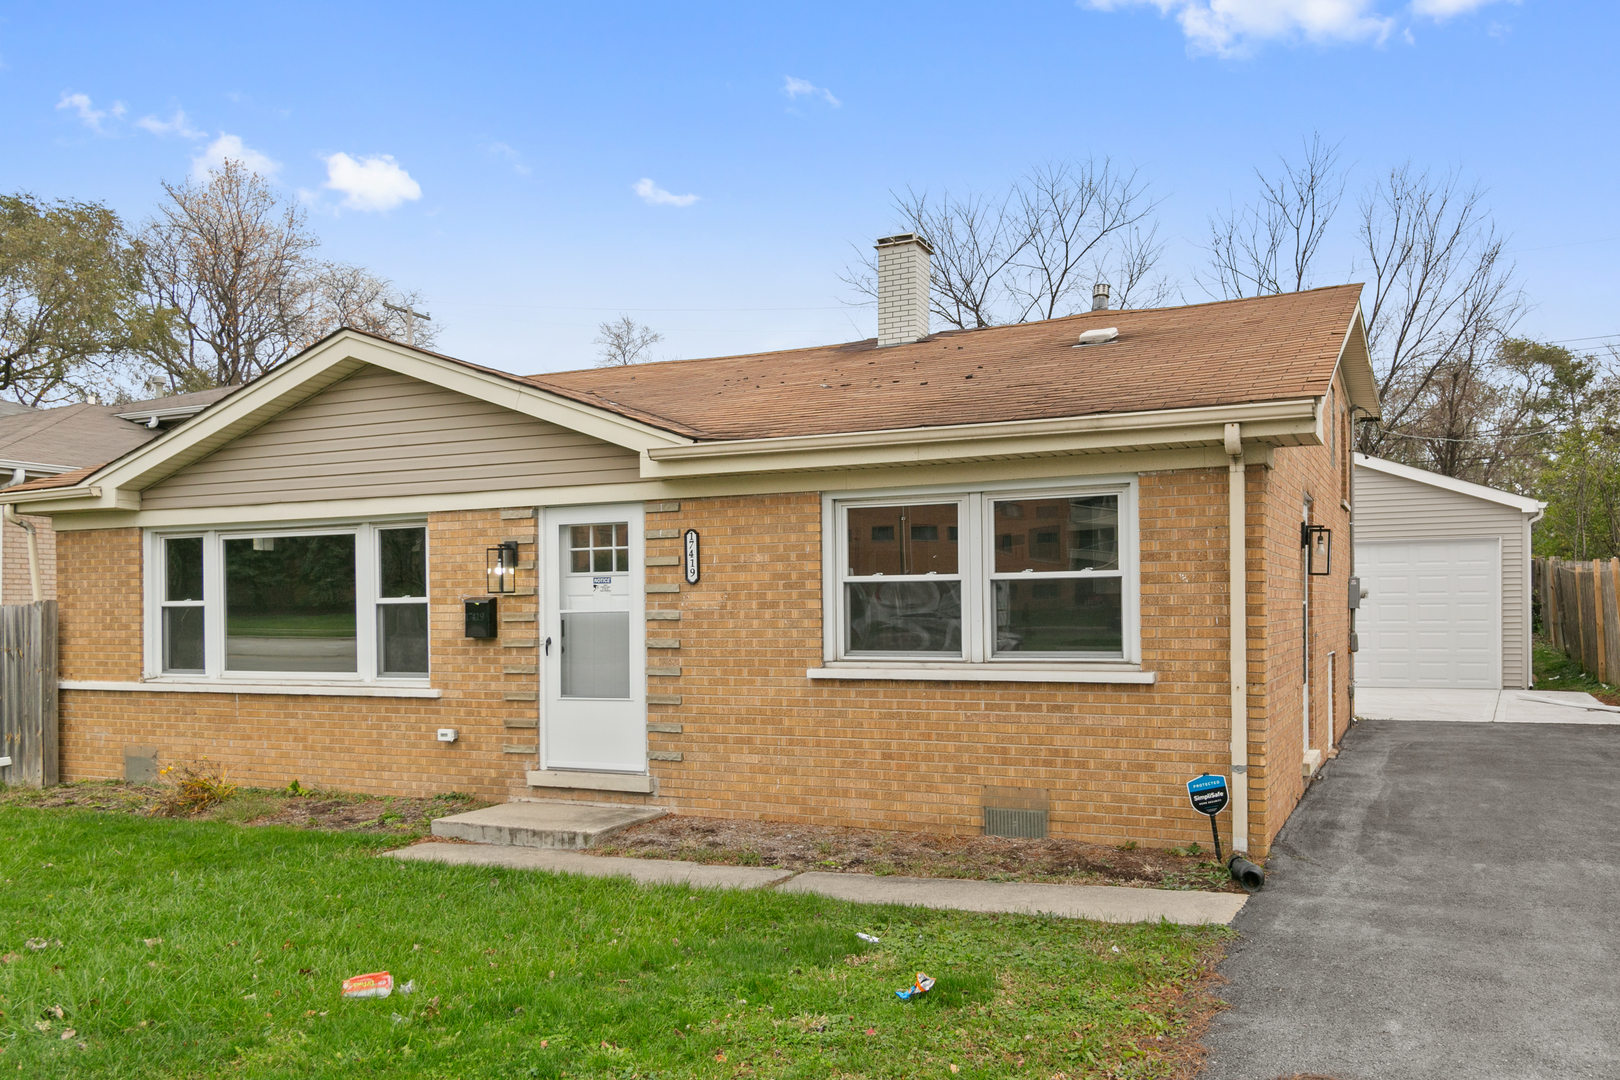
1353, 455, 1545, 689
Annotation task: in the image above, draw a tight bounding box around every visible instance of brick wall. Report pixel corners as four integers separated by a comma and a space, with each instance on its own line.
54, 511, 540, 801
51, 446, 1350, 855
609, 475, 1276, 852
1, 512, 57, 604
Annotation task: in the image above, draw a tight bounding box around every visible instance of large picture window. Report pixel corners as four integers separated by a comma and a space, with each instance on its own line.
829, 482, 1137, 665
147, 523, 429, 682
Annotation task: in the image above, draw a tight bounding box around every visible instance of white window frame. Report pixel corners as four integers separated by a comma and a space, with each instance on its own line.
820, 476, 1141, 671
142, 519, 431, 687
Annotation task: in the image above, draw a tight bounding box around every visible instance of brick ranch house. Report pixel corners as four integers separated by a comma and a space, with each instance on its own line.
0, 237, 1378, 857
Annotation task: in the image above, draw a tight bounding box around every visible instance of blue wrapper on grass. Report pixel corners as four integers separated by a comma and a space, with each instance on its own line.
895, 972, 935, 1001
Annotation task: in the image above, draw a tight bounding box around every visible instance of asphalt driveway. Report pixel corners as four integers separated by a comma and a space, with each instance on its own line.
1199, 718, 1620, 1080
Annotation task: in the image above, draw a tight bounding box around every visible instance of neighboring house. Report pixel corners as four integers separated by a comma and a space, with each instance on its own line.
1353, 455, 1545, 690
0, 389, 235, 604
0, 236, 1378, 857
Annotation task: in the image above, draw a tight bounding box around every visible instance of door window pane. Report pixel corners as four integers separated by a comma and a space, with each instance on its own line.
569, 522, 630, 575
561, 611, 630, 697
846, 580, 962, 654
379, 604, 429, 677
224, 534, 357, 672
847, 505, 958, 576
162, 607, 205, 673
165, 537, 203, 601
994, 577, 1122, 654
379, 527, 426, 598
993, 496, 1118, 572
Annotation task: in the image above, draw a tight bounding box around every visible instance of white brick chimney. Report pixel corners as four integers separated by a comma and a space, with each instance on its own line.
874, 233, 933, 347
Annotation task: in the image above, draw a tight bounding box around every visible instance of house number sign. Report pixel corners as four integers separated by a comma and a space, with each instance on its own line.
683, 529, 701, 584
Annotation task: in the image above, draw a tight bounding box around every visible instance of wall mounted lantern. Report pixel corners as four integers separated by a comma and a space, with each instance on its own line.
1302, 524, 1331, 576
486, 541, 519, 593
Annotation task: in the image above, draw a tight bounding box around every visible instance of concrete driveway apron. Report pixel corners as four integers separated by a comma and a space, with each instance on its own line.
1198, 713, 1620, 1080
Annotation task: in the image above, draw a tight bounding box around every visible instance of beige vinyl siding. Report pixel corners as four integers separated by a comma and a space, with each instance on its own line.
142, 366, 641, 509
1354, 464, 1532, 688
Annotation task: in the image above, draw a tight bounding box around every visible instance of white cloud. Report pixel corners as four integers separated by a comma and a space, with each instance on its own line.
488, 141, 531, 176
633, 178, 699, 207
57, 92, 123, 131
191, 133, 281, 179
322, 152, 422, 211
783, 76, 840, 107
136, 108, 204, 139
1082, 0, 1394, 56
1411, 0, 1512, 17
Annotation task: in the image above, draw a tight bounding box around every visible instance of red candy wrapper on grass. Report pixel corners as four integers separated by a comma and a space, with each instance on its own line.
341, 972, 394, 999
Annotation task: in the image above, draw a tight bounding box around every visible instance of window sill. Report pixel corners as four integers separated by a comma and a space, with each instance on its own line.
805, 663, 1156, 685
59, 680, 443, 699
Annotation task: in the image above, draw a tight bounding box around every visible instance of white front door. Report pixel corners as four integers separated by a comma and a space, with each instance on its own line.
542, 503, 646, 772
1355, 538, 1500, 688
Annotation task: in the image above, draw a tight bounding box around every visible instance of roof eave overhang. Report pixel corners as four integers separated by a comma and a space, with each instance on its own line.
641, 397, 1320, 478
1334, 307, 1381, 420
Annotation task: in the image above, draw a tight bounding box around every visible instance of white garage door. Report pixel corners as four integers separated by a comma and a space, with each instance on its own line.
1356, 538, 1500, 688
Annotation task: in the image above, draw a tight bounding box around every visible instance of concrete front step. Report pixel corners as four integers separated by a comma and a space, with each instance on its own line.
431, 801, 665, 849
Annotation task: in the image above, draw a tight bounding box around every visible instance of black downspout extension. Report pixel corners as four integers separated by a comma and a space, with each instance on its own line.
1227, 854, 1265, 893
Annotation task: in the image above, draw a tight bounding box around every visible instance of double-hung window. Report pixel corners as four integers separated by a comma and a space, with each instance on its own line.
147, 522, 430, 683
827, 481, 1137, 667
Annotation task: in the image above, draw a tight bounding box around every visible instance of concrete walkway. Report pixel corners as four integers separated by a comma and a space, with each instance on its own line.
1356, 686, 1620, 724
430, 801, 665, 849
384, 843, 1247, 926
778, 871, 1246, 925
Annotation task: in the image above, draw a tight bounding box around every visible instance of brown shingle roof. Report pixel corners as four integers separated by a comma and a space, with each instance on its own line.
526, 285, 1364, 441
0, 387, 236, 471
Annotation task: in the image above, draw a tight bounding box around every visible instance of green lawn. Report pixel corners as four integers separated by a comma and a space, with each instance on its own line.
1533, 638, 1620, 702
0, 808, 1227, 1079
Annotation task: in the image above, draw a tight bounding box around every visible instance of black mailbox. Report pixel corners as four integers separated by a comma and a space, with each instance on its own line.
464, 597, 498, 638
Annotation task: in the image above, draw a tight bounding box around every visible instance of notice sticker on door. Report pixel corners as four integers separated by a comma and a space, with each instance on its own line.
593, 576, 613, 593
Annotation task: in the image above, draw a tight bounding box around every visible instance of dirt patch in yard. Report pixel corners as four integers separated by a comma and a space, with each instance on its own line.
0, 780, 487, 836
594, 814, 1245, 893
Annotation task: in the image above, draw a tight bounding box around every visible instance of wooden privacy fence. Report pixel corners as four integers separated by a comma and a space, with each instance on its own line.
0, 601, 58, 787
1535, 557, 1620, 684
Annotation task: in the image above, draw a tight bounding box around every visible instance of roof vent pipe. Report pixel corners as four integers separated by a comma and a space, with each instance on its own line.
874, 233, 934, 347
1092, 282, 1111, 312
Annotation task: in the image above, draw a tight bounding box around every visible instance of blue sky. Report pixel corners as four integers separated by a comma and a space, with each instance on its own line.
2, 1, 1615, 375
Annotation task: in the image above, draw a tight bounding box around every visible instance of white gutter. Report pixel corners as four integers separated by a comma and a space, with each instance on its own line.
0, 458, 75, 475
1225, 421, 1249, 853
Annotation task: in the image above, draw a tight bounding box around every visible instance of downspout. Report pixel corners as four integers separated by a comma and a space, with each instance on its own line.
1225, 422, 1249, 854
1, 469, 42, 604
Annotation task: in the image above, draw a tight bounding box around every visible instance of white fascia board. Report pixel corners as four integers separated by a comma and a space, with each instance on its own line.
1355, 454, 1545, 514
78, 333, 692, 502
642, 398, 1318, 478
0, 458, 76, 475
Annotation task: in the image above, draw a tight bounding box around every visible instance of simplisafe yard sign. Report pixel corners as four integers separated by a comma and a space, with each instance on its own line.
1187, 773, 1229, 862
684, 529, 701, 584
1186, 773, 1229, 815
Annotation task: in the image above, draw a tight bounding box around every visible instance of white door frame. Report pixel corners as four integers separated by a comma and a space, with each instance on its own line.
1302, 497, 1312, 753
539, 502, 646, 773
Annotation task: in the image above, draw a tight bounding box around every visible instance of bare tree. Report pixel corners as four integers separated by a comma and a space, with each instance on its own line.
593, 316, 663, 366
308, 264, 438, 351
840, 158, 1168, 331
136, 160, 439, 394
1199, 133, 1345, 300
1009, 160, 1170, 320
139, 160, 319, 392
1355, 165, 1524, 461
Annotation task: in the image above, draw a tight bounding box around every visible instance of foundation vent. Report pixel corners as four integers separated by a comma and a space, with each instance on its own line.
981, 785, 1050, 839
982, 806, 1049, 839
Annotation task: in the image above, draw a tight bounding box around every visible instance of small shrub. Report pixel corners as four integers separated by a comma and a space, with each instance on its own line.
285, 779, 307, 797
153, 760, 237, 817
